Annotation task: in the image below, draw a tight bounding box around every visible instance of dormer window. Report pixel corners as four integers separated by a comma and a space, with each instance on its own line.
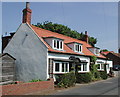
66, 42, 83, 53
43, 36, 64, 51
75, 44, 82, 53
88, 47, 100, 56
53, 39, 63, 50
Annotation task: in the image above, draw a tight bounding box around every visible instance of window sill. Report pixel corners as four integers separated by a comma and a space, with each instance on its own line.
53, 72, 69, 74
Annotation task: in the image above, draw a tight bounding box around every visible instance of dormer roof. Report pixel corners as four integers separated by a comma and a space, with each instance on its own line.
30, 24, 106, 59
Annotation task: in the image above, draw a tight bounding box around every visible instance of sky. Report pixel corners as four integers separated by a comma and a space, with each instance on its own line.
1, 1, 118, 53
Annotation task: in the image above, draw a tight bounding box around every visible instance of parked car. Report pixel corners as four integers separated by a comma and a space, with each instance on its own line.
112, 65, 120, 71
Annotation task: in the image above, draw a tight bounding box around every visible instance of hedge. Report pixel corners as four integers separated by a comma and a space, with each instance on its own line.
99, 71, 108, 80
76, 72, 92, 83
57, 72, 76, 88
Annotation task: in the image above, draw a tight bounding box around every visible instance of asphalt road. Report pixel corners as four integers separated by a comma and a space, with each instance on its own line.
53, 76, 119, 96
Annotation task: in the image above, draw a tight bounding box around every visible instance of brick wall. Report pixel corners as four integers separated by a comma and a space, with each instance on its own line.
2, 78, 54, 95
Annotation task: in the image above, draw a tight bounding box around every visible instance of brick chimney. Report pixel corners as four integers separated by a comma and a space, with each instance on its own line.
22, 2, 32, 24
84, 31, 89, 43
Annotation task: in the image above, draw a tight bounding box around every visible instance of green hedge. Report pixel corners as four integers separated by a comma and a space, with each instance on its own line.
76, 73, 92, 83
57, 72, 76, 88
99, 71, 108, 80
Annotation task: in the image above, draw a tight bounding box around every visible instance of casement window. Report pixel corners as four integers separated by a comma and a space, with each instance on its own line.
101, 64, 104, 70
62, 63, 68, 72
54, 62, 69, 73
78, 63, 87, 72
97, 63, 104, 70
74, 44, 82, 53
53, 39, 63, 50
55, 63, 60, 72
97, 64, 101, 70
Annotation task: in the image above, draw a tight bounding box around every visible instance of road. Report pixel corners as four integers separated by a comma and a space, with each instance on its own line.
53, 77, 119, 96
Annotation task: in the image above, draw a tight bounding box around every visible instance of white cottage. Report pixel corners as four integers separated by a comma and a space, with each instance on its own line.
3, 2, 112, 82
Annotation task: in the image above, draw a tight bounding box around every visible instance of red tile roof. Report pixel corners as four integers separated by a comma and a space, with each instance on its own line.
31, 25, 106, 59
101, 51, 114, 55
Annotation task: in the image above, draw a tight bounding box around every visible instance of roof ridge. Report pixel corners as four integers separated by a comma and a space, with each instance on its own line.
31, 25, 91, 46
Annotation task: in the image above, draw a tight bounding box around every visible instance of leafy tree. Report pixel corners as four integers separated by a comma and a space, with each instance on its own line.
100, 49, 108, 52
33, 21, 97, 47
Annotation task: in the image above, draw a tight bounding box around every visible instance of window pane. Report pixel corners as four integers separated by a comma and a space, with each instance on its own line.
60, 41, 63, 49
101, 64, 104, 69
83, 63, 87, 71
76, 45, 78, 51
54, 40, 56, 48
65, 63, 68, 72
55, 63, 59, 72
57, 40, 59, 49
97, 64, 100, 69
78, 45, 79, 52
62, 63, 64, 72
79, 45, 81, 52
78, 64, 81, 71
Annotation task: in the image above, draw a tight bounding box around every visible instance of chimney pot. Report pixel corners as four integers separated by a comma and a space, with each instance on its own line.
84, 31, 88, 44
26, 2, 30, 9
22, 2, 32, 24
85, 31, 88, 35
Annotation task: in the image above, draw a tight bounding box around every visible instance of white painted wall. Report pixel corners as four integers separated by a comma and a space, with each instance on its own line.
48, 53, 90, 73
106, 60, 113, 74
96, 58, 113, 74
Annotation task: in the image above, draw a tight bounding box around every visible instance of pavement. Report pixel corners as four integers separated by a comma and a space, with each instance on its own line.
53, 77, 119, 96
29, 71, 120, 96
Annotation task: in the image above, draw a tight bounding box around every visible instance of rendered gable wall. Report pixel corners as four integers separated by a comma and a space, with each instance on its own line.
4, 23, 48, 82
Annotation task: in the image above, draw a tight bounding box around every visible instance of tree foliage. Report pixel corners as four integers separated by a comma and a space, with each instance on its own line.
100, 49, 108, 52
33, 21, 97, 46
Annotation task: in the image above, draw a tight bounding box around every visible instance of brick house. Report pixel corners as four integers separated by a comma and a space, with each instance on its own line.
101, 51, 120, 66
3, 2, 113, 82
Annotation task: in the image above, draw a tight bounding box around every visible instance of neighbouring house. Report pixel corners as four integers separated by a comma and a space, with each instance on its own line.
0, 53, 15, 84
2, 32, 15, 53
101, 51, 120, 67
3, 2, 113, 82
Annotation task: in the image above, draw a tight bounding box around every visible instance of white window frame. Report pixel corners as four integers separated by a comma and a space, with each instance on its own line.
97, 63, 104, 71
53, 61, 69, 73
74, 43, 82, 53
53, 39, 63, 50
78, 63, 88, 72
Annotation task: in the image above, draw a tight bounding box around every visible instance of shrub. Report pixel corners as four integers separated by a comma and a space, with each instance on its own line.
90, 63, 101, 81
99, 71, 108, 80
94, 71, 100, 79
57, 72, 76, 88
76, 72, 92, 83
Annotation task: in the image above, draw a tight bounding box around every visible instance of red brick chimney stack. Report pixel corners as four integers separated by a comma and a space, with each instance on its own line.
84, 31, 88, 43
22, 2, 32, 24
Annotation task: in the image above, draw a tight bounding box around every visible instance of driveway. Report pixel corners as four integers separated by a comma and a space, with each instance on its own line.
53, 77, 119, 96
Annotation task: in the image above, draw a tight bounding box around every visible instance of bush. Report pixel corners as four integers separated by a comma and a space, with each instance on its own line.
57, 72, 76, 88
94, 71, 101, 79
76, 72, 92, 83
99, 71, 108, 80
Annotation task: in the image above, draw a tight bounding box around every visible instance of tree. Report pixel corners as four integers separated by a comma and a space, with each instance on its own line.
100, 49, 108, 52
33, 21, 97, 46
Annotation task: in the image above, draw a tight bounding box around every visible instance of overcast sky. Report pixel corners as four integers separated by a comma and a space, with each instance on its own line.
1, 1, 118, 52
